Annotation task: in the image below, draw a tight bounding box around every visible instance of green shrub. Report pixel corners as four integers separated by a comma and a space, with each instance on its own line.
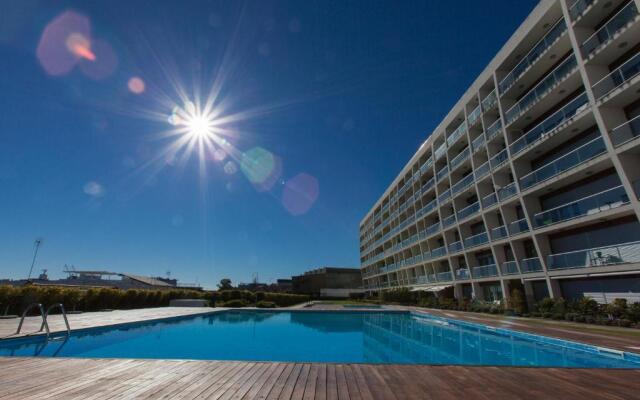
627, 302, 640, 323
255, 301, 276, 308
536, 297, 555, 314
262, 293, 310, 307
575, 297, 599, 317
606, 298, 628, 319
509, 288, 526, 315
222, 299, 250, 308
380, 288, 416, 305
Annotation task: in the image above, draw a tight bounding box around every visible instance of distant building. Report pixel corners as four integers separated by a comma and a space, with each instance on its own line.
237, 282, 269, 292
292, 267, 362, 297
275, 279, 293, 292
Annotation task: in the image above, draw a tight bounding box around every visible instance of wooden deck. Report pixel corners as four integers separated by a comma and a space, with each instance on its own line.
0, 357, 638, 399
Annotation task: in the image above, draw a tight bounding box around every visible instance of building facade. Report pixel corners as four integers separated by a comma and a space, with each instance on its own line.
360, 0, 640, 306
292, 267, 362, 296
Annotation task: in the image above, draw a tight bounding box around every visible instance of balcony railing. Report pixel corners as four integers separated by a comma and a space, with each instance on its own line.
533, 185, 629, 228
442, 213, 456, 227
451, 173, 475, 196
569, 0, 596, 21
421, 198, 438, 216
499, 18, 567, 95
592, 52, 640, 100
519, 136, 607, 190
436, 166, 449, 182
447, 121, 468, 147
425, 221, 441, 236
472, 264, 499, 278
611, 115, 640, 146
450, 148, 470, 171
464, 231, 489, 248
421, 177, 436, 193
436, 271, 453, 282
420, 157, 433, 174
468, 105, 482, 127
547, 241, 640, 270
481, 90, 498, 112
504, 55, 578, 125
435, 142, 447, 160
485, 119, 503, 141
474, 160, 491, 180
457, 201, 480, 221
490, 149, 509, 169
510, 92, 590, 156
490, 225, 508, 240
500, 261, 520, 275
448, 240, 463, 253
455, 268, 470, 280
438, 189, 452, 204
520, 257, 543, 273
498, 182, 518, 201
472, 134, 486, 153
431, 246, 447, 259
481, 192, 498, 208
508, 218, 529, 235
581, 1, 638, 57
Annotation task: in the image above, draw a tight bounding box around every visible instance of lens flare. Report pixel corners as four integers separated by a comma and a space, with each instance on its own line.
282, 173, 319, 216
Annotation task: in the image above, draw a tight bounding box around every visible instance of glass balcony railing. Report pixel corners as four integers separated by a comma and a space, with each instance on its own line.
421, 198, 438, 215
489, 149, 509, 169
581, 1, 638, 57
438, 189, 452, 204
442, 213, 456, 228
474, 160, 491, 180
481, 192, 498, 208
519, 136, 607, 190
520, 257, 543, 273
569, 0, 596, 21
499, 18, 567, 95
508, 218, 529, 235
547, 241, 640, 270
431, 246, 447, 259
592, 52, 640, 100
436, 166, 449, 182
481, 89, 498, 112
468, 104, 482, 127
457, 201, 480, 221
420, 157, 433, 174
464, 231, 489, 248
472, 134, 486, 153
485, 119, 503, 141
425, 221, 441, 236
472, 264, 499, 278
448, 240, 463, 253
451, 173, 474, 195
455, 268, 470, 280
450, 148, 470, 171
435, 142, 447, 160
510, 93, 590, 156
533, 185, 630, 228
611, 115, 640, 146
504, 55, 578, 125
498, 182, 518, 201
447, 121, 468, 147
421, 177, 435, 193
500, 261, 520, 275
490, 225, 508, 240
436, 271, 453, 282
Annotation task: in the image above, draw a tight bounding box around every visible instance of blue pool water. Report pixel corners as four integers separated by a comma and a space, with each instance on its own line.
1, 310, 639, 368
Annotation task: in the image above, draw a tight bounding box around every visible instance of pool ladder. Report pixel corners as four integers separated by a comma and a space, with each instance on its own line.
16, 303, 71, 337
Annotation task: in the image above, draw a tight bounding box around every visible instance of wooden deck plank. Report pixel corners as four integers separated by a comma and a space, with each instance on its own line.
241, 362, 286, 400
290, 363, 311, 400
266, 362, 299, 400
324, 364, 338, 400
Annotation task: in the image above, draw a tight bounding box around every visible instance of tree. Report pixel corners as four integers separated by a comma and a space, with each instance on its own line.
218, 278, 233, 291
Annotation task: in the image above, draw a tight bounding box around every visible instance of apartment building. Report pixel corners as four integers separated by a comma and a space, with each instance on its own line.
359, 0, 640, 306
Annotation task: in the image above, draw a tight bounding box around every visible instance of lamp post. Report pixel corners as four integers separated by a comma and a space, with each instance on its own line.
27, 238, 43, 281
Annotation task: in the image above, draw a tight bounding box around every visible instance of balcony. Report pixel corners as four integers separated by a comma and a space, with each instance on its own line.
438, 189, 452, 204
581, 1, 638, 57
504, 55, 578, 125
481, 192, 498, 208
436, 271, 453, 282
425, 221, 441, 236
431, 246, 447, 259
547, 241, 640, 270
520, 257, 543, 273
448, 240, 464, 253
490, 149, 509, 169
481, 90, 498, 112
611, 114, 640, 146
500, 261, 520, 275
490, 225, 508, 240
474, 160, 491, 180
508, 218, 529, 235
447, 121, 468, 147
468, 105, 482, 127
519, 136, 607, 190
435, 142, 447, 160
436, 166, 449, 182
472, 134, 486, 153
569, 0, 596, 21
421, 198, 438, 216
472, 264, 499, 278
421, 177, 436, 193
457, 201, 480, 221
498, 182, 518, 201
533, 185, 630, 228
450, 148, 470, 171
510, 93, 590, 156
592, 52, 640, 100
420, 157, 433, 174
464, 231, 489, 248
451, 173, 475, 196
499, 18, 567, 95
455, 268, 470, 280
485, 119, 503, 142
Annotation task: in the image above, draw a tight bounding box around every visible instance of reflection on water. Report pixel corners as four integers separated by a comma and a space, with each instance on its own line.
0, 311, 638, 368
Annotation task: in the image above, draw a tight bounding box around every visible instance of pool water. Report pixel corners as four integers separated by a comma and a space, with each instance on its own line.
1, 310, 639, 368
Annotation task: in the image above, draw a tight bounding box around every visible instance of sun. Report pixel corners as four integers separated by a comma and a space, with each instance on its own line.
169, 101, 217, 140
187, 115, 212, 139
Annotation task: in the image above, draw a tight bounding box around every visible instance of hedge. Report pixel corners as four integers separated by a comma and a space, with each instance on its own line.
212, 290, 309, 307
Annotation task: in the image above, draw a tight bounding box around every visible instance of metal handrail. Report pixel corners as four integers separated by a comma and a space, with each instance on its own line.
16, 303, 48, 335
41, 303, 71, 336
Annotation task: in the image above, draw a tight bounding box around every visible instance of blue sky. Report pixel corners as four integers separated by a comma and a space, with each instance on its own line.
0, 0, 536, 289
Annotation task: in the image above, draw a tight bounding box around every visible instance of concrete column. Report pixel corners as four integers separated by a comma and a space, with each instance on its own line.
523, 280, 536, 311
547, 277, 563, 299
471, 281, 482, 300
454, 283, 463, 301
501, 280, 511, 303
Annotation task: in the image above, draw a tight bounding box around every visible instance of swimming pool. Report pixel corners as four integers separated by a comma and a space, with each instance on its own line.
1, 310, 639, 368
